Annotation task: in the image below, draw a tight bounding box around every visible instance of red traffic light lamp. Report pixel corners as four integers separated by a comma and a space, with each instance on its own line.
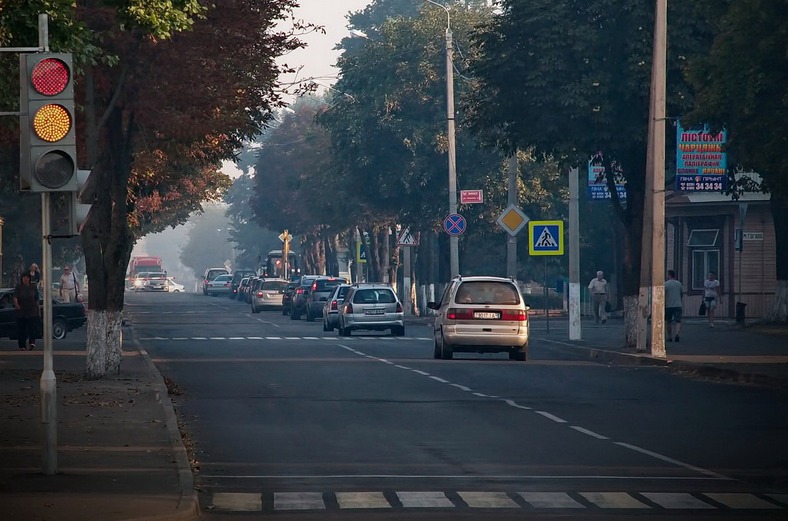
19, 53, 78, 192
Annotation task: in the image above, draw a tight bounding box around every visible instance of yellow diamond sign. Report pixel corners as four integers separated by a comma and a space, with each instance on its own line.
497, 204, 530, 236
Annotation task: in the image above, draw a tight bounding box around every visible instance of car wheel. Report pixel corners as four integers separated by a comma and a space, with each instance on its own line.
290, 310, 300, 320
510, 345, 528, 361
322, 319, 331, 332
202, 288, 207, 295
392, 325, 405, 337
306, 310, 314, 322
52, 319, 67, 340
174, 289, 181, 293
282, 307, 288, 316
339, 325, 350, 337
251, 304, 259, 314
440, 334, 453, 360
433, 340, 441, 359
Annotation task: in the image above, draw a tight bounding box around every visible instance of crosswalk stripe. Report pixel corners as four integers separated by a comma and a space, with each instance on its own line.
703, 493, 781, 509
273, 492, 325, 511
641, 492, 715, 509
335, 491, 390, 509
136, 336, 432, 342
579, 492, 649, 508
458, 491, 519, 508
518, 492, 584, 508
397, 491, 454, 508
212, 492, 261, 511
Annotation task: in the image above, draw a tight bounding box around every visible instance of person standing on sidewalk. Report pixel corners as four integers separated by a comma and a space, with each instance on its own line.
59, 265, 80, 302
664, 270, 684, 342
704, 271, 720, 327
588, 270, 608, 324
28, 263, 41, 289
13, 272, 40, 350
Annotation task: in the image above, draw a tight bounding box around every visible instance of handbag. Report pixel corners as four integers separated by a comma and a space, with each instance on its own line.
699, 300, 707, 316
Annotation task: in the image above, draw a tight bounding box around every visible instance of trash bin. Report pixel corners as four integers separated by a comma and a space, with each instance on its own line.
735, 301, 747, 325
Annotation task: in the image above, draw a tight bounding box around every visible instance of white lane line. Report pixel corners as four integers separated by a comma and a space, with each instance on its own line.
273, 492, 325, 511
503, 399, 531, 410
172, 337, 188, 341
394, 365, 412, 370
397, 491, 454, 508
322, 337, 339, 340
518, 492, 585, 509
192, 337, 207, 340
212, 492, 262, 511
284, 337, 300, 340
228, 337, 245, 340
335, 491, 391, 509
412, 370, 430, 376
579, 492, 649, 509
200, 473, 722, 480
429, 376, 449, 383
703, 493, 781, 509
535, 410, 567, 423
450, 383, 472, 392
570, 425, 608, 440
458, 491, 519, 508
302, 336, 319, 340
209, 337, 226, 340
380, 359, 395, 365
615, 442, 732, 480
265, 337, 281, 340
472, 392, 489, 398
641, 492, 716, 509
247, 336, 263, 340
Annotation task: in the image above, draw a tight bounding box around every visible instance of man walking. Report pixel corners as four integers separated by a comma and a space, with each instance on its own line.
59, 265, 79, 303
588, 270, 608, 324
13, 272, 40, 350
664, 270, 684, 342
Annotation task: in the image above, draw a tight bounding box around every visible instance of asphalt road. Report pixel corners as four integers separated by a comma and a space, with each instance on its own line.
126, 290, 788, 520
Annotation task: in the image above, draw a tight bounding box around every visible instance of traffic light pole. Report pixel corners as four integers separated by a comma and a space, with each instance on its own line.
41, 192, 57, 474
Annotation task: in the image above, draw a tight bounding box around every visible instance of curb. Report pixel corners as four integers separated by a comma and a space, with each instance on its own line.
134, 333, 200, 521
537, 337, 788, 389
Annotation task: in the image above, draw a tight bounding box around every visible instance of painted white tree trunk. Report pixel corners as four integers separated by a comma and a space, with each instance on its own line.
623, 295, 639, 347
85, 309, 123, 379
764, 280, 788, 322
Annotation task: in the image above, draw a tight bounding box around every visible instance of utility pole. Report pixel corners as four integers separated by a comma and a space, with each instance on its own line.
506, 153, 518, 278
647, 0, 668, 358
568, 167, 582, 340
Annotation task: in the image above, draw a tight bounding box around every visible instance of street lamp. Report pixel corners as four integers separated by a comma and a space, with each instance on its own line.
425, 0, 459, 278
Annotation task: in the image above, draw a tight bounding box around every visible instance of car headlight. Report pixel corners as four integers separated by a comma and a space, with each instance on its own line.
134, 280, 143, 287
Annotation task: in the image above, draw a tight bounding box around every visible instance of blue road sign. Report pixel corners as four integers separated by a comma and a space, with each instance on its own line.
443, 213, 467, 236
528, 220, 564, 256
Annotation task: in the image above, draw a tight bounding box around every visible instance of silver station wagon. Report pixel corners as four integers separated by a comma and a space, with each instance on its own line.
337, 283, 405, 337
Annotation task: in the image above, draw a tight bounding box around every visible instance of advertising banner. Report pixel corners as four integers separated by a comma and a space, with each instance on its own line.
676, 123, 727, 192
587, 151, 627, 200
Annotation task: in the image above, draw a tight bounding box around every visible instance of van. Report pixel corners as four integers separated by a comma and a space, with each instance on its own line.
202, 267, 230, 295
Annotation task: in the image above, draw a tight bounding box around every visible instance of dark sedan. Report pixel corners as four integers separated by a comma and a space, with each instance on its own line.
0, 288, 87, 340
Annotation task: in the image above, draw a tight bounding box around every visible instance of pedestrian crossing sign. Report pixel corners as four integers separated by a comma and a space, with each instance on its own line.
528, 220, 564, 256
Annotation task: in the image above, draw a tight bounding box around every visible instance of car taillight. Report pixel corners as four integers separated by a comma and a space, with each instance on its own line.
296, 288, 304, 294
447, 308, 475, 320
396, 302, 403, 313
345, 303, 353, 314
256, 291, 263, 297
501, 309, 527, 321
311, 282, 318, 291
330, 300, 338, 311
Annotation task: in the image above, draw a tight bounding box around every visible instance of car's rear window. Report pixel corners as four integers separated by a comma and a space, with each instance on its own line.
262, 281, 288, 291
336, 286, 350, 299
213, 275, 231, 282
353, 289, 396, 304
454, 281, 520, 305
315, 279, 344, 291
207, 270, 228, 280
147, 272, 166, 279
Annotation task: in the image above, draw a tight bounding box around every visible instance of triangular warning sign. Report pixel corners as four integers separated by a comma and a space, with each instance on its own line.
398, 228, 418, 246
536, 227, 557, 248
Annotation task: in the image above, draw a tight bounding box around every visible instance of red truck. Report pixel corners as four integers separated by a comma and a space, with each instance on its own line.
127, 256, 163, 287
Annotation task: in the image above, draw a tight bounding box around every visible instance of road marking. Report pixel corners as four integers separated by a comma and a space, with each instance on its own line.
472, 392, 489, 397
502, 399, 531, 410
211, 492, 261, 511
209, 337, 226, 340
412, 370, 430, 376
450, 383, 471, 391
336, 491, 391, 509
518, 492, 584, 508
429, 376, 449, 383
703, 493, 781, 509
273, 492, 325, 510
535, 410, 567, 423
172, 337, 188, 341
302, 336, 319, 340
394, 365, 411, 370
397, 491, 454, 508
615, 442, 732, 480
265, 337, 281, 340
579, 492, 649, 508
641, 492, 715, 509
458, 491, 519, 508
228, 337, 245, 340
570, 425, 608, 440
248, 336, 263, 340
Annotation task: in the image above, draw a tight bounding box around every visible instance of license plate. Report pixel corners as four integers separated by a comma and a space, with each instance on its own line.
364, 308, 385, 315
474, 312, 500, 319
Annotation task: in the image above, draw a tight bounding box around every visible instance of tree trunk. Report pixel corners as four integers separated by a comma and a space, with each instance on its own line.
764, 194, 788, 322
85, 310, 123, 378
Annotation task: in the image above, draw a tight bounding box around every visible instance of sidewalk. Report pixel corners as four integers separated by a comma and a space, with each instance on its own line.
527, 316, 788, 389
0, 332, 198, 521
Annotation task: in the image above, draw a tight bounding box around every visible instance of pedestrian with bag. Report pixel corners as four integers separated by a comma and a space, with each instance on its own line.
588, 270, 608, 324
664, 270, 684, 342
13, 272, 40, 350
703, 271, 720, 327
59, 265, 80, 303
28, 263, 42, 289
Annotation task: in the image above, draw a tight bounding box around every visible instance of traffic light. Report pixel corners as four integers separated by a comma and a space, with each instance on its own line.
19, 53, 77, 192
48, 170, 93, 237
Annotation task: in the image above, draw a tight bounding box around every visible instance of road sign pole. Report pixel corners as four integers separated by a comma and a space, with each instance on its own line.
403, 246, 412, 316
506, 154, 518, 278
544, 257, 550, 334
569, 167, 582, 340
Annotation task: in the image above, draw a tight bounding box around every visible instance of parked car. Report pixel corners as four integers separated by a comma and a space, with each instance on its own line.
281, 282, 297, 316
322, 284, 352, 331
427, 276, 529, 361
202, 267, 230, 295
0, 288, 87, 340
141, 272, 168, 292
236, 277, 250, 301
304, 276, 348, 322
251, 279, 289, 313
289, 275, 321, 320
337, 283, 404, 337
166, 278, 185, 293
230, 269, 257, 299
205, 274, 233, 297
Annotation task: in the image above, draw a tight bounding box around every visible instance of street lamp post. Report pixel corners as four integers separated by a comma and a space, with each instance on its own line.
426, 0, 459, 278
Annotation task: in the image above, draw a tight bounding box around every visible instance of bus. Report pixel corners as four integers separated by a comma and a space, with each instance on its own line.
263, 250, 298, 279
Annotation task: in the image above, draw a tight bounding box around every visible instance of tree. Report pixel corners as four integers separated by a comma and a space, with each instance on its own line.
464, 0, 716, 345
684, 0, 788, 322
179, 205, 235, 278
